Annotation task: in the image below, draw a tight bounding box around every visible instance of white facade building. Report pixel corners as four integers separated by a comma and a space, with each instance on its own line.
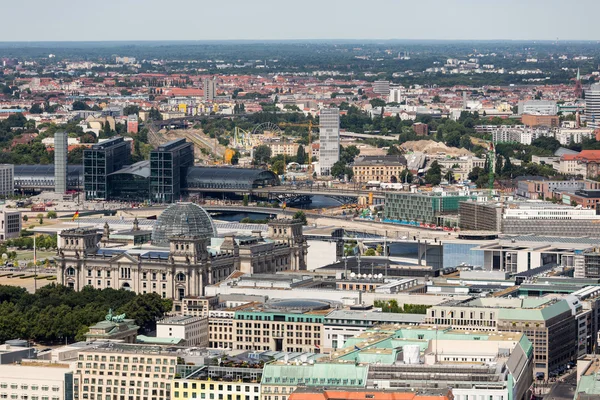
518, 100, 558, 115
318, 108, 340, 175
586, 83, 600, 129
0, 209, 21, 241
156, 315, 209, 347
556, 128, 596, 145
0, 362, 73, 400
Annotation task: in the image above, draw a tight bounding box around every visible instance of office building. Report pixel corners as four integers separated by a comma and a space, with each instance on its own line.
352, 155, 407, 183
318, 108, 340, 175
173, 365, 261, 400
289, 389, 450, 400
208, 309, 235, 349
585, 83, 600, 129
262, 326, 533, 400
156, 315, 208, 347
517, 100, 558, 115
54, 131, 68, 194
0, 164, 13, 197
425, 297, 576, 376
73, 343, 177, 400
150, 139, 194, 203
203, 78, 216, 102
459, 200, 600, 237
384, 192, 475, 225
0, 209, 21, 241
0, 362, 74, 400
323, 309, 425, 352
83, 137, 131, 200
232, 299, 329, 352
372, 80, 390, 96
521, 113, 559, 128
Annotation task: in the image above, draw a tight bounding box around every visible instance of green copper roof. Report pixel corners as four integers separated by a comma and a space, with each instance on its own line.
261, 363, 368, 387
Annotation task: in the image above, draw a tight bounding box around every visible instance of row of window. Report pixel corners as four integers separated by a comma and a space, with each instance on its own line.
0, 385, 57, 392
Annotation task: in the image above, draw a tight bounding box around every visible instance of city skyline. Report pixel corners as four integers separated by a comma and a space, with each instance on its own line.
1, 0, 599, 42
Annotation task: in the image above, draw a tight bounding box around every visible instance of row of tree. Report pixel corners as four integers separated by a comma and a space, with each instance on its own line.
374, 299, 430, 314
0, 285, 172, 344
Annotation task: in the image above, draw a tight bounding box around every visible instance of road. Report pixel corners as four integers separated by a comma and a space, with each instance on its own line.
542, 369, 577, 400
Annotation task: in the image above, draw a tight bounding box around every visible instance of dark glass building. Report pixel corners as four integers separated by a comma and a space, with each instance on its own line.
150, 138, 194, 203
84, 137, 131, 200
107, 161, 150, 201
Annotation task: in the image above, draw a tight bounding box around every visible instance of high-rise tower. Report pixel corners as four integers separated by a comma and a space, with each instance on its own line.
318, 108, 340, 176
54, 131, 68, 194
586, 83, 600, 129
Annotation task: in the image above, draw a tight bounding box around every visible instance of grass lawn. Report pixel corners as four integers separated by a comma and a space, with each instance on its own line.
14, 250, 55, 261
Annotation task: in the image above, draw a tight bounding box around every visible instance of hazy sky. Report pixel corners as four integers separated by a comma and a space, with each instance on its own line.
2, 0, 599, 42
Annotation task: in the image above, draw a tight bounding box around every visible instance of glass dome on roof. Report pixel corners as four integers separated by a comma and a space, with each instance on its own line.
266, 299, 331, 312
151, 202, 217, 247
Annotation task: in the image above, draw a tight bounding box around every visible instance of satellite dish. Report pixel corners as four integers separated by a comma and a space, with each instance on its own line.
378, 273, 383, 279
363, 274, 368, 279
300, 355, 308, 363
284, 354, 289, 364
368, 274, 373, 279
1, 253, 7, 260
350, 272, 356, 279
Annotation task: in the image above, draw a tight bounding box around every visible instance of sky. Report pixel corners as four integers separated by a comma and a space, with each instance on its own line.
2, 0, 599, 42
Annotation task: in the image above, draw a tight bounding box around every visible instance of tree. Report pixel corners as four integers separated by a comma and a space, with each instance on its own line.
370, 98, 386, 108
148, 108, 162, 120
432, 95, 441, 103
46, 211, 57, 219
29, 103, 43, 114
242, 194, 249, 207
296, 145, 307, 165
22, 215, 28, 222
331, 161, 353, 180
253, 145, 272, 165
72, 100, 88, 111
365, 248, 377, 256
424, 161, 442, 185
532, 137, 561, 153
271, 160, 285, 175
387, 145, 403, 156
68, 146, 85, 164
400, 169, 413, 183
444, 170, 455, 184
293, 211, 307, 225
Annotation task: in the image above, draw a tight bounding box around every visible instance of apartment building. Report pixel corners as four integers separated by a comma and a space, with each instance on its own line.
156, 316, 208, 347
425, 297, 576, 376
73, 343, 178, 400
0, 362, 73, 400
232, 300, 329, 352
352, 155, 407, 183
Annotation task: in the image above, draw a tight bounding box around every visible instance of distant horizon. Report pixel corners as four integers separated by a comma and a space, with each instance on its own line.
1, 0, 598, 42
0, 38, 599, 44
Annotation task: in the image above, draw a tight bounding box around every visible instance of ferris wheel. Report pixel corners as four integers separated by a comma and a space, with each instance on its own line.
252, 122, 283, 136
